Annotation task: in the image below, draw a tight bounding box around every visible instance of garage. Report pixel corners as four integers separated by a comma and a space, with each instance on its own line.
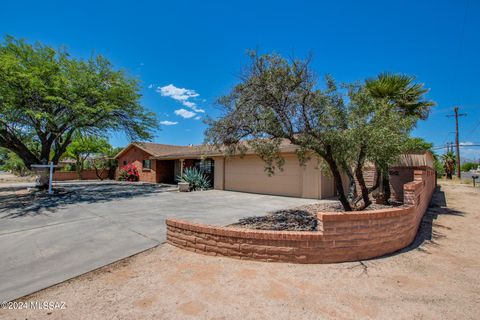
224, 154, 303, 197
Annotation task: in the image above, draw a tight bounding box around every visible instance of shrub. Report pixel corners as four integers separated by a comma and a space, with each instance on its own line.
0, 149, 30, 176
118, 163, 139, 181
178, 167, 210, 191
461, 162, 479, 172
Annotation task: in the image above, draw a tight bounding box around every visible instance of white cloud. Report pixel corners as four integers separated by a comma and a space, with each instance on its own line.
182, 101, 196, 108
148, 84, 154, 89
460, 141, 475, 146
182, 101, 205, 113
157, 83, 206, 114
174, 109, 196, 119
158, 84, 199, 101
159, 120, 178, 126
194, 116, 201, 120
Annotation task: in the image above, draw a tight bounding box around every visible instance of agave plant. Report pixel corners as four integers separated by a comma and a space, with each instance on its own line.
442, 151, 456, 179
178, 167, 211, 191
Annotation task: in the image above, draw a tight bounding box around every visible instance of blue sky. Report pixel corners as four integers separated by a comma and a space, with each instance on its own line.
1, 0, 479, 159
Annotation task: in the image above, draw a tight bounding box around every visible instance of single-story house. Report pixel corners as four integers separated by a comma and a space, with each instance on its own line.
114, 141, 335, 199
114, 142, 435, 200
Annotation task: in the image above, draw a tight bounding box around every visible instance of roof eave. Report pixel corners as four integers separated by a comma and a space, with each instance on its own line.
114, 142, 157, 159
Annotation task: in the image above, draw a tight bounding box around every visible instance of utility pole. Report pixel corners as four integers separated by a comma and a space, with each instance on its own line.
447, 107, 467, 178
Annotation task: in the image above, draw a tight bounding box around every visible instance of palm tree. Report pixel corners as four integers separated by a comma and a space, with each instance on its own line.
366, 73, 435, 120
442, 151, 456, 179
365, 73, 435, 201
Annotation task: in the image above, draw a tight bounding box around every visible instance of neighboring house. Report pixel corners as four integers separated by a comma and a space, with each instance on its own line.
115, 142, 434, 200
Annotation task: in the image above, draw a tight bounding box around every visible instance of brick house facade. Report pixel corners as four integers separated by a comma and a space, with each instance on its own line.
115, 143, 209, 184
115, 142, 434, 200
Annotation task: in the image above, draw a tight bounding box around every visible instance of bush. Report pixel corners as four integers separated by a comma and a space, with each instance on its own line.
434, 158, 445, 177
461, 162, 479, 172
118, 163, 139, 181
0, 150, 30, 176
178, 167, 210, 191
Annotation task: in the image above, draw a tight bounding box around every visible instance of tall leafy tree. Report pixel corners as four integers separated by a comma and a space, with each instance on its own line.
206, 52, 357, 210
343, 85, 413, 208
442, 151, 456, 179
365, 73, 434, 119
64, 135, 111, 178
365, 73, 434, 201
206, 52, 431, 211
0, 36, 158, 179
90, 146, 123, 180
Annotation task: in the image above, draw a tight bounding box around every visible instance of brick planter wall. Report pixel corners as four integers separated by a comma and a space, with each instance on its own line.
53, 170, 110, 181
166, 168, 435, 263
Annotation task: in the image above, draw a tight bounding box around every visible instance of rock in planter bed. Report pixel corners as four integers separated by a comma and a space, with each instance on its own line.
229, 201, 404, 231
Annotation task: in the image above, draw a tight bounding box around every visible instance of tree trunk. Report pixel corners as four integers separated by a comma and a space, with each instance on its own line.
93, 164, 105, 181
352, 167, 381, 204
446, 165, 453, 179
76, 157, 82, 180
382, 170, 391, 204
35, 169, 50, 189
325, 157, 352, 211
341, 162, 357, 202
0, 130, 40, 170
51, 129, 74, 164
353, 154, 371, 210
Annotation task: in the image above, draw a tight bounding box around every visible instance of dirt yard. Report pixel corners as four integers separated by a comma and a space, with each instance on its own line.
2, 182, 479, 320
0, 172, 35, 184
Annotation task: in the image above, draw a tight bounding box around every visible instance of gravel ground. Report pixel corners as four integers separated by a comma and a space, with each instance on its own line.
1, 181, 479, 320
230, 201, 404, 231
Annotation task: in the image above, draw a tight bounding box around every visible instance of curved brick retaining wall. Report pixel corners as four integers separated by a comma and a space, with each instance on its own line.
166, 169, 435, 263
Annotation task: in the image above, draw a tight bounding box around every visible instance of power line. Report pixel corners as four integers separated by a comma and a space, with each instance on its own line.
432, 144, 480, 150
466, 119, 480, 139
446, 107, 467, 178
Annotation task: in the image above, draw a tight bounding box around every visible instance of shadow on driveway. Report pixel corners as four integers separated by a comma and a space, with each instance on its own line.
0, 182, 175, 218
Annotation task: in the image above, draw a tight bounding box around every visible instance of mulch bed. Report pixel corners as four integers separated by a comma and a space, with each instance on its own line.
229, 201, 404, 231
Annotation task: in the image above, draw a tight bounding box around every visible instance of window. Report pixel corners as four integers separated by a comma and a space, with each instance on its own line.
195, 159, 213, 174
142, 159, 152, 170
123, 160, 127, 165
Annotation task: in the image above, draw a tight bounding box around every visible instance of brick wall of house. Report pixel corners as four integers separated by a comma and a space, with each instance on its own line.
116, 146, 157, 183
166, 168, 435, 264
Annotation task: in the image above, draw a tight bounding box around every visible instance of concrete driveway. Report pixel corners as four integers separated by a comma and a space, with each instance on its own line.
0, 181, 323, 301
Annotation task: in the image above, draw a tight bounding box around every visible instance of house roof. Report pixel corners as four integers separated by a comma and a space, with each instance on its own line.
150, 139, 301, 160
115, 141, 435, 169
114, 140, 300, 160
114, 142, 198, 159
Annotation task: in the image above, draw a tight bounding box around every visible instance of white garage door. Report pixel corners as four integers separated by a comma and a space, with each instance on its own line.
224, 154, 302, 197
